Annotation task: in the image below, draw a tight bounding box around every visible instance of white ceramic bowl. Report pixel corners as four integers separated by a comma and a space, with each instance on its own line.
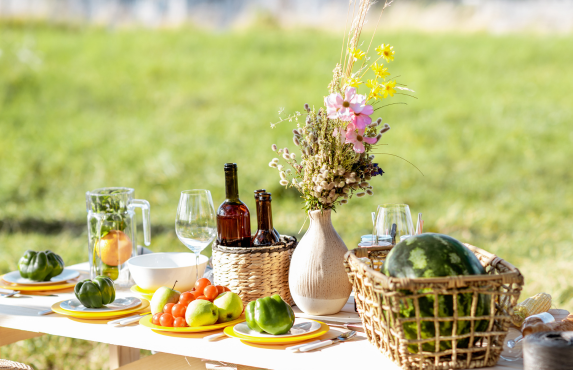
127, 253, 208, 293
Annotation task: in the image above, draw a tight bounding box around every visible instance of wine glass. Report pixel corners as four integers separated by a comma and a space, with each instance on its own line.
373, 204, 414, 245
175, 190, 217, 282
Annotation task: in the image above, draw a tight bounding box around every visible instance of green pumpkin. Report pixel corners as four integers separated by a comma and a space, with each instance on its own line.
74, 276, 116, 308
18, 250, 65, 282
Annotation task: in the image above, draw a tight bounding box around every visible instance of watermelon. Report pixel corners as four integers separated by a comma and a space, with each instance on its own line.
382, 233, 491, 353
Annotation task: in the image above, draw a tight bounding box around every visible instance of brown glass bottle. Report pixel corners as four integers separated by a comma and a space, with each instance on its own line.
253, 192, 280, 247
217, 163, 251, 248
254, 189, 280, 241
254, 189, 266, 221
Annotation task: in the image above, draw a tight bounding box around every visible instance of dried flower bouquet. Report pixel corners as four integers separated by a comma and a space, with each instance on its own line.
269, 0, 413, 212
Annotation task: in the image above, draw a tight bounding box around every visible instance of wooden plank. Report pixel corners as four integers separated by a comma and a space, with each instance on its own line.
117, 353, 200, 370
206, 360, 266, 370
109, 344, 140, 369
0, 327, 43, 347
117, 353, 265, 370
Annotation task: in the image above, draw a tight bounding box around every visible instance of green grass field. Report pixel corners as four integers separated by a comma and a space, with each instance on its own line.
1, 22, 572, 368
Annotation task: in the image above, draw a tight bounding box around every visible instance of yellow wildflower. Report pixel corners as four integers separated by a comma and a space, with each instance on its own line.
346, 77, 362, 87
379, 80, 396, 98
367, 90, 378, 101
366, 79, 379, 100
376, 44, 395, 62
371, 62, 390, 80
349, 47, 366, 61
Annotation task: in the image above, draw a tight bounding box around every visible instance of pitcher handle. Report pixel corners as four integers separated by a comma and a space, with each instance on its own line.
130, 199, 151, 246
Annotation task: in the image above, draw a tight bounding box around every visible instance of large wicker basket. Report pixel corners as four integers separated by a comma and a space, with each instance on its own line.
344, 244, 524, 370
212, 235, 297, 305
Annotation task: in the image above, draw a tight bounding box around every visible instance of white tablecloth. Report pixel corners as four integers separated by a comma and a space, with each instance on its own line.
0, 263, 523, 370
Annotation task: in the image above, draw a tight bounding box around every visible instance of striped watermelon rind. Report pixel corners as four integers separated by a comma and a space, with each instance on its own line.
383, 233, 486, 278
382, 233, 491, 353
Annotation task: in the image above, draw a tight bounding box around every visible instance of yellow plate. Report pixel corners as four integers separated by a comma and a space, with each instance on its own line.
130, 285, 155, 301
140, 314, 245, 333
224, 321, 330, 344
51, 299, 150, 319
0, 279, 78, 291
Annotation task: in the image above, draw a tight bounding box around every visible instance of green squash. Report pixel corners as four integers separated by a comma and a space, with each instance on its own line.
382, 233, 491, 353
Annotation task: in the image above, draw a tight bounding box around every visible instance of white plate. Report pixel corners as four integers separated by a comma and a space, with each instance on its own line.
234, 318, 321, 338
60, 297, 141, 313
3, 269, 80, 286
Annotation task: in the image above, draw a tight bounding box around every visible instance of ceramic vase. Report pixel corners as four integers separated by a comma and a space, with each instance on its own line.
289, 209, 352, 315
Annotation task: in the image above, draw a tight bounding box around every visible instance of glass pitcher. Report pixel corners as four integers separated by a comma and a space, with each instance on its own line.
86, 187, 150, 284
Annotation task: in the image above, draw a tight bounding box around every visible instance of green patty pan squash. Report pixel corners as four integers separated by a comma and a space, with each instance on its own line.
18, 250, 65, 282
246, 295, 295, 335
74, 276, 116, 308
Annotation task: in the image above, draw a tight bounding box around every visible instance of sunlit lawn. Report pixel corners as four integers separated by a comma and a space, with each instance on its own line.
1, 22, 572, 368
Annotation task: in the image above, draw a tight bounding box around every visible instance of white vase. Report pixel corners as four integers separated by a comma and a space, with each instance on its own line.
289, 209, 352, 315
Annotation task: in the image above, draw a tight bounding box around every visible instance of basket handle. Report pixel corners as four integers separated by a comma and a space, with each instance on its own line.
353, 248, 369, 258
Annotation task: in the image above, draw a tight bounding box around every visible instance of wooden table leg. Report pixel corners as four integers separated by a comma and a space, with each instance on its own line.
0, 327, 43, 347
109, 344, 140, 369
116, 353, 265, 370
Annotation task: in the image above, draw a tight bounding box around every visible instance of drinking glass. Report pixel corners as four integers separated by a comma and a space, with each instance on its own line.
373, 204, 414, 245
175, 190, 216, 281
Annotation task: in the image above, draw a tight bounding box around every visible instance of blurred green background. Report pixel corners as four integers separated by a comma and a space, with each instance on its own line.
1, 21, 572, 369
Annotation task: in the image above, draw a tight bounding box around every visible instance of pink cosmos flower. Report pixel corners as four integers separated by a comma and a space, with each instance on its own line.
325, 93, 343, 119
349, 95, 374, 130
325, 87, 362, 121
345, 122, 378, 153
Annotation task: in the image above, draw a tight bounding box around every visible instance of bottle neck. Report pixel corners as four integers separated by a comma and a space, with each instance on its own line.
258, 198, 273, 231
254, 189, 265, 222
224, 169, 239, 200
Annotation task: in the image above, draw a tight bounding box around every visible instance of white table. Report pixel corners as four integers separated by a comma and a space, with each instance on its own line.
0, 263, 524, 370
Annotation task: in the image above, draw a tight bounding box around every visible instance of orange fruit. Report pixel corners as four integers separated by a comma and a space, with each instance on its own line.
96, 230, 133, 266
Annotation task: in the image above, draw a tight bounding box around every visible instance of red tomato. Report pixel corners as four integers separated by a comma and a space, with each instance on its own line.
215, 285, 225, 295
223, 286, 231, 292
163, 303, 175, 314
152, 313, 163, 326
194, 278, 211, 295
174, 317, 187, 327
171, 303, 187, 318
204, 285, 219, 300
196, 295, 209, 301
160, 313, 174, 327
179, 292, 195, 306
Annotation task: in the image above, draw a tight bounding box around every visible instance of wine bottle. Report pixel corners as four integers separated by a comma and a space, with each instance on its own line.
254, 189, 266, 222
217, 163, 251, 248
252, 192, 280, 247
254, 189, 280, 241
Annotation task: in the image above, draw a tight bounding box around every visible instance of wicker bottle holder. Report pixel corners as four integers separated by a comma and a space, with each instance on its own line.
212, 235, 297, 305
344, 244, 524, 370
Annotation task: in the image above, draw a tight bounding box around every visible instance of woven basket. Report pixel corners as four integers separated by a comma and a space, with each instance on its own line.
344, 244, 524, 370
0, 359, 33, 370
212, 235, 297, 305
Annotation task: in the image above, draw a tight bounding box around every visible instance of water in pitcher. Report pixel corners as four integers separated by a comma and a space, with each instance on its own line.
86, 187, 150, 286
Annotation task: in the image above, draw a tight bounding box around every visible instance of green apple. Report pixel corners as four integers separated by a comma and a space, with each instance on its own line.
150, 286, 180, 314
213, 292, 243, 323
186, 299, 218, 327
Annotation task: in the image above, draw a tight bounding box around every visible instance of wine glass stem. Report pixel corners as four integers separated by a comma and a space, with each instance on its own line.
195, 252, 199, 282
